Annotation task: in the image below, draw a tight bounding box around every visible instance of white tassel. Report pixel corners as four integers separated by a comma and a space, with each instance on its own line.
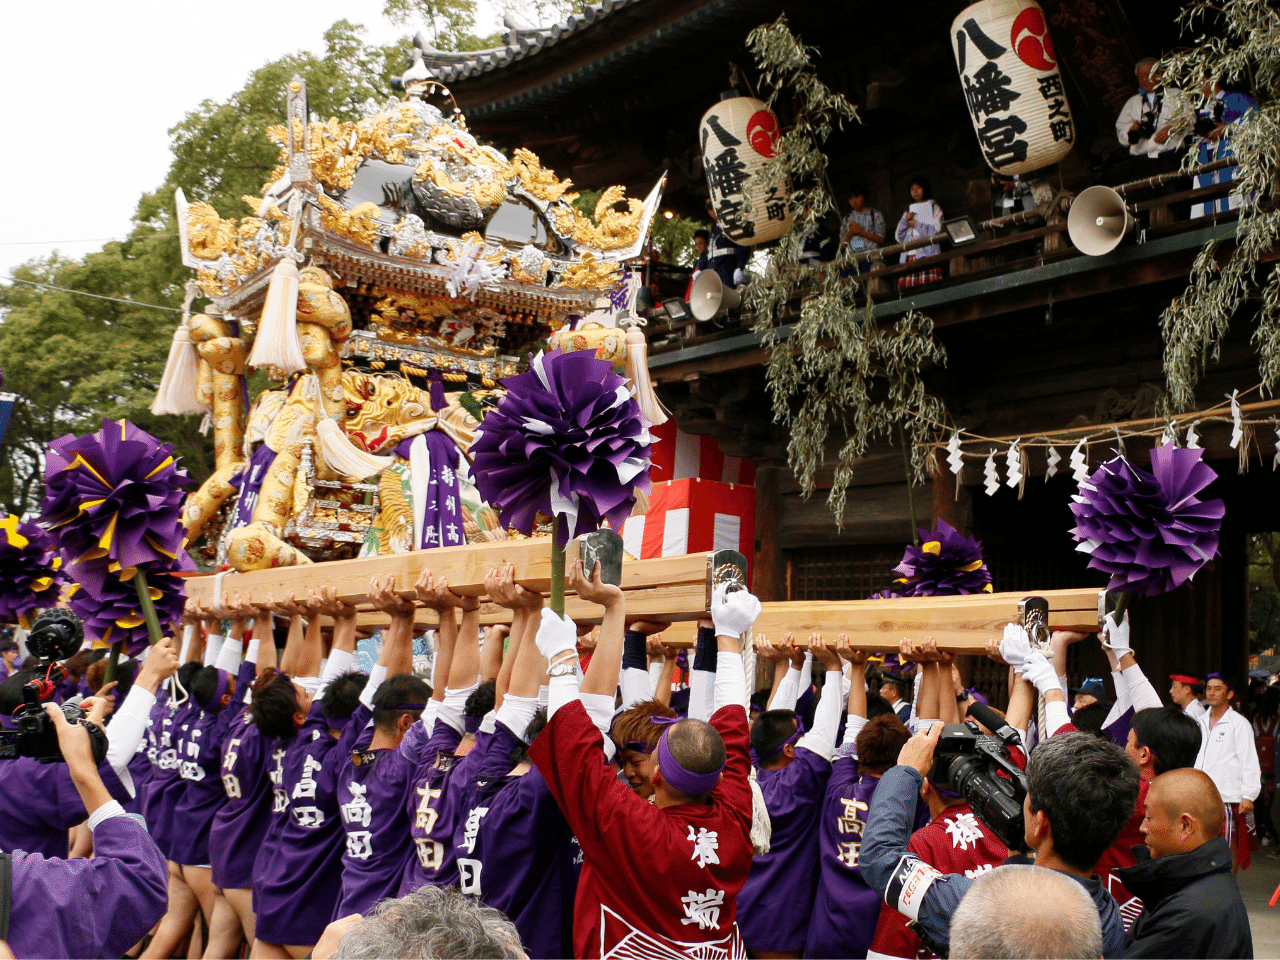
316, 418, 394, 480
151, 321, 206, 415
624, 324, 669, 425
248, 259, 305, 373
983, 451, 1000, 496
748, 769, 772, 855
1044, 441, 1060, 479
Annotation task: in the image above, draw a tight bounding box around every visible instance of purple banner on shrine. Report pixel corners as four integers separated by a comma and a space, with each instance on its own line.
396, 432, 465, 550
229, 443, 277, 530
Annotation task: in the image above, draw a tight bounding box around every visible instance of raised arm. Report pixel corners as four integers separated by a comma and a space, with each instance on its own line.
574, 560, 626, 735
272, 591, 308, 677
835, 635, 870, 746
710, 584, 759, 712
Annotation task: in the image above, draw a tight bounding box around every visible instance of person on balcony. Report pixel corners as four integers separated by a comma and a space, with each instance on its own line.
1115, 58, 1193, 169
1191, 77, 1256, 218
841, 186, 886, 276
695, 199, 750, 289
895, 176, 943, 290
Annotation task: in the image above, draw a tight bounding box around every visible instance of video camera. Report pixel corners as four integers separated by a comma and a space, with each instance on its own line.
927, 701, 1029, 853
1194, 99, 1225, 138
0, 609, 107, 765
1128, 98, 1160, 145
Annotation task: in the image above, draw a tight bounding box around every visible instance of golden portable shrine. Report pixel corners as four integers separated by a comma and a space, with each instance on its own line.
162, 50, 666, 575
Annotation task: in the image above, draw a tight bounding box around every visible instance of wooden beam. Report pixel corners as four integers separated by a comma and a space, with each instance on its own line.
183, 542, 721, 624
660, 588, 1102, 653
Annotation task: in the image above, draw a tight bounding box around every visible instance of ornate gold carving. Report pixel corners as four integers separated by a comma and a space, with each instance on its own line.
316, 195, 381, 249
558, 252, 619, 290
509, 148, 578, 204
186, 202, 240, 260
552, 185, 643, 252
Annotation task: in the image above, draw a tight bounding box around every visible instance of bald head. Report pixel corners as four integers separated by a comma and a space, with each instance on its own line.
667, 719, 726, 776
950, 865, 1102, 959
1143, 768, 1224, 858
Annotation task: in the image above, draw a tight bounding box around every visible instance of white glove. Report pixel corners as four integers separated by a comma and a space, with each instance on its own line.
1020, 652, 1060, 695
1101, 612, 1133, 660
535, 608, 578, 662
732, 268, 745, 286
710, 584, 761, 637
999, 623, 1031, 670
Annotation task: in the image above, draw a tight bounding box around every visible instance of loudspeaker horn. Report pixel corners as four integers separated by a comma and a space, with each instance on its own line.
689, 270, 742, 321
1067, 185, 1135, 256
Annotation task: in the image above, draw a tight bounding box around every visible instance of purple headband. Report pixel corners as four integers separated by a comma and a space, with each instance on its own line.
464, 715, 482, 734
964, 687, 989, 707
211, 669, 230, 710
656, 726, 723, 796
615, 714, 679, 754
1205, 672, 1227, 683
751, 717, 805, 768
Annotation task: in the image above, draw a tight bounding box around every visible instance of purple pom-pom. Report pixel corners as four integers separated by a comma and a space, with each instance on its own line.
66, 565, 186, 657
0, 516, 65, 622
1069, 443, 1224, 597
889, 519, 993, 597
42, 419, 189, 570
471, 351, 652, 546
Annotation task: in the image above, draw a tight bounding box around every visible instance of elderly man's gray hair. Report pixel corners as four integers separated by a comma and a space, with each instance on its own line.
949, 865, 1102, 959
334, 886, 525, 959
1135, 56, 1158, 75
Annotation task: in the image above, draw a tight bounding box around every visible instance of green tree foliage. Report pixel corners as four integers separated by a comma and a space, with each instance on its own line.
743, 16, 948, 523
0, 20, 421, 516
1158, 2, 1280, 410
381, 0, 501, 51
574, 188, 703, 265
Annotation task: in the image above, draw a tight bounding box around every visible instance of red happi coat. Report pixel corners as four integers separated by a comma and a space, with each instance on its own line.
530, 700, 755, 960
869, 801, 1010, 958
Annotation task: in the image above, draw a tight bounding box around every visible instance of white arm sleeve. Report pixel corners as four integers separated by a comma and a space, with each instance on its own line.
797, 673, 842, 761
841, 713, 869, 748
648, 661, 664, 695
547, 673, 580, 721
359, 663, 389, 710
688, 668, 715, 722
1241, 717, 1263, 801
202, 633, 223, 667
797, 652, 813, 695
496, 694, 539, 742
214, 637, 243, 674
105, 686, 157, 796
770, 666, 802, 712
1101, 671, 1131, 731
316, 649, 357, 699
177, 625, 195, 664
581, 692, 616, 736
1044, 699, 1072, 738
1121, 663, 1164, 713
620, 668, 652, 711
419, 699, 439, 736
437, 683, 478, 735
244, 635, 262, 666
712, 651, 747, 714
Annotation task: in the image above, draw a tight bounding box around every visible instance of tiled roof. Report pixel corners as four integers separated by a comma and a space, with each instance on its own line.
423, 0, 649, 82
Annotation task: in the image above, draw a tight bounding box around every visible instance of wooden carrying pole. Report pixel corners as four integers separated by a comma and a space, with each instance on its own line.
661, 588, 1103, 653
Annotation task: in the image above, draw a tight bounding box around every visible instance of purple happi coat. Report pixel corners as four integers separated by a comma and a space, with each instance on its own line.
736, 747, 832, 952
254, 701, 367, 946
334, 739, 418, 918
460, 720, 581, 960
806, 745, 927, 958
0, 756, 132, 858
399, 718, 465, 894
8, 812, 168, 959
211, 705, 278, 889
139, 697, 197, 860
170, 691, 241, 867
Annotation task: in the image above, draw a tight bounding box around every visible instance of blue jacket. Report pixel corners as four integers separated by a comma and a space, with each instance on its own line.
861, 765, 1126, 958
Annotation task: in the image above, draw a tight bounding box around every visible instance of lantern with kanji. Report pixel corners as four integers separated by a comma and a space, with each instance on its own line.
951, 0, 1075, 176
699, 94, 794, 245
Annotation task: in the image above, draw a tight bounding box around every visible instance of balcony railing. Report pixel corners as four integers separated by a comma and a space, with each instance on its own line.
644, 158, 1242, 354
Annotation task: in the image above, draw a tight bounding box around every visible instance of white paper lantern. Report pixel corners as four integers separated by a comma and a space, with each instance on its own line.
951, 0, 1075, 176
699, 95, 794, 246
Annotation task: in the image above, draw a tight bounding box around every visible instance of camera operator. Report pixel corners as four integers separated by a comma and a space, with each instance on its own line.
1115, 58, 1193, 167
0, 635, 179, 859
861, 723, 1140, 958
0, 701, 168, 958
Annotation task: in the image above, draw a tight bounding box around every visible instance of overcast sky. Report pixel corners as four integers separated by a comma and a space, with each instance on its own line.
0, 1, 504, 281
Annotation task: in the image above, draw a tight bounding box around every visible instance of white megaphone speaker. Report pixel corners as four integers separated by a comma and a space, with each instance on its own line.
1067, 185, 1135, 256
690, 270, 742, 322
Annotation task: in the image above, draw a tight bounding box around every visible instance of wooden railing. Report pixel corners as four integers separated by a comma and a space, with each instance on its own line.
646, 158, 1241, 348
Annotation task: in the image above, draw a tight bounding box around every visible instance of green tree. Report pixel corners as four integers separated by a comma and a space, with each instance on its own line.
381, 0, 501, 51
0, 20, 417, 516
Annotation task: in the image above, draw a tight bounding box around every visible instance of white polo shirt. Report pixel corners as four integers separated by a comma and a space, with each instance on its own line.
1195, 706, 1262, 804
1184, 699, 1207, 722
